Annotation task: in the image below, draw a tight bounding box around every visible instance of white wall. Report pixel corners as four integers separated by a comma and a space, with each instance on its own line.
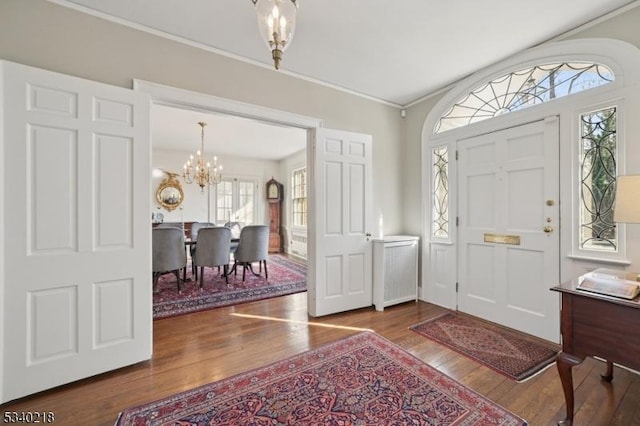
404, 5, 640, 234
3, 1, 637, 282
152, 149, 280, 225
0, 0, 405, 236
404, 5, 640, 280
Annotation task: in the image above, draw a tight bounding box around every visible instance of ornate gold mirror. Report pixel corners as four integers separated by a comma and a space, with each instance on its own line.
156, 171, 184, 211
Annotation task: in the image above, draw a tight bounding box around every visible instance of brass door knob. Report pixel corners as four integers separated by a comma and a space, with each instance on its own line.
543, 226, 553, 233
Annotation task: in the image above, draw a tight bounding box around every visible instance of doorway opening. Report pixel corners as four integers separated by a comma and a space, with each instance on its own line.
137, 79, 321, 321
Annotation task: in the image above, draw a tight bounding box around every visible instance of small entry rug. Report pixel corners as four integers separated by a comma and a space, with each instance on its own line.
116, 332, 526, 425
153, 254, 306, 320
410, 313, 559, 382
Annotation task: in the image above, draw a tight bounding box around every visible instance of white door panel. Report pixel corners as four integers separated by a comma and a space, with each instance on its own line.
458, 119, 560, 342
1, 61, 151, 402
309, 128, 373, 316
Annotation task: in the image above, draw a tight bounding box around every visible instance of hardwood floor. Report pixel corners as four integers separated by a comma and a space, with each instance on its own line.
1, 293, 639, 425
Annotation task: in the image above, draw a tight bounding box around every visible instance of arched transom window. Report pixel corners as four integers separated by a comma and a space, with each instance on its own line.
435, 62, 614, 134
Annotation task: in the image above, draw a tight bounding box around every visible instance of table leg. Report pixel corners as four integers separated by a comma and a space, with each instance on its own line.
601, 360, 614, 382
556, 351, 584, 425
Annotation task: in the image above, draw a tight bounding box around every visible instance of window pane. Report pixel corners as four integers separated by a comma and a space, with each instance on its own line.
216, 180, 233, 223
579, 107, 617, 251
214, 179, 256, 225
432, 147, 449, 238
436, 62, 614, 133
292, 168, 307, 227
236, 181, 255, 224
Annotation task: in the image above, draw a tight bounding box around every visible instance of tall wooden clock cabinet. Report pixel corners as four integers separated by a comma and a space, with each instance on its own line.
266, 178, 283, 253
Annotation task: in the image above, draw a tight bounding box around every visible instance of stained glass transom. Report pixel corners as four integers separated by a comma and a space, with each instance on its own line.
436, 62, 614, 133
579, 107, 617, 251
432, 147, 449, 238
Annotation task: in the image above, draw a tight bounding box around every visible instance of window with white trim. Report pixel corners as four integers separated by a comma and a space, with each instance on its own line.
578, 106, 618, 252
215, 178, 256, 225
291, 167, 307, 228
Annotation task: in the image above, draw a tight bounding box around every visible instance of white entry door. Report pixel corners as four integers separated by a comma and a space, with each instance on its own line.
308, 128, 373, 316
457, 118, 560, 342
1, 61, 152, 402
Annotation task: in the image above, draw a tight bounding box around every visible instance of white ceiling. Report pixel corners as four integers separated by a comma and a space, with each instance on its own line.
152, 104, 307, 160
52, 0, 637, 157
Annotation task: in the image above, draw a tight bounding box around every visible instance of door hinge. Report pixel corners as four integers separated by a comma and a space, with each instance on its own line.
455, 282, 459, 292
455, 150, 459, 160
456, 217, 459, 226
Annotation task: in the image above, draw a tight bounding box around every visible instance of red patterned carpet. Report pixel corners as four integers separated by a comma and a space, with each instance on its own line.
116, 332, 526, 425
153, 254, 306, 319
411, 313, 559, 382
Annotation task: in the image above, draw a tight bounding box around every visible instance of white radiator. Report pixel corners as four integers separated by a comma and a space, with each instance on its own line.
373, 236, 419, 311
289, 230, 307, 259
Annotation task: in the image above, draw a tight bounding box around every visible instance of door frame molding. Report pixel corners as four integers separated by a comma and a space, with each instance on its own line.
133, 80, 323, 130
420, 38, 640, 312
133, 78, 323, 308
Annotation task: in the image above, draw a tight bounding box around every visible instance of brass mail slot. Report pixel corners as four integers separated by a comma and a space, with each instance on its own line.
484, 233, 521, 245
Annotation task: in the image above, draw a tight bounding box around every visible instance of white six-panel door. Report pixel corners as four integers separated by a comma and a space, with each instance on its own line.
1, 61, 152, 402
308, 128, 373, 317
457, 118, 560, 342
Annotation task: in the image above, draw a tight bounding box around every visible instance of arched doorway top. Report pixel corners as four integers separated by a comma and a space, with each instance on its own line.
425, 38, 640, 138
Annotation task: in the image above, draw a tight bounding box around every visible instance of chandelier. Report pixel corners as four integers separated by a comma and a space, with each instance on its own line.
251, 0, 298, 70
183, 122, 222, 191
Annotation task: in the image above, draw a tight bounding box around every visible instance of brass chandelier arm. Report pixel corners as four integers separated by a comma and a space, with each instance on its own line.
183, 122, 222, 191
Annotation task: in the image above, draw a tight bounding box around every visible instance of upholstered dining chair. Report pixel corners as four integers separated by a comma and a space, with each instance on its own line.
223, 221, 244, 238
232, 224, 269, 281
154, 222, 184, 232
152, 227, 187, 292
224, 221, 244, 253
193, 226, 232, 287
189, 221, 215, 278
190, 221, 216, 240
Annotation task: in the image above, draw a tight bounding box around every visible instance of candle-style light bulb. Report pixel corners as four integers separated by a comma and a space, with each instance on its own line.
280, 16, 287, 41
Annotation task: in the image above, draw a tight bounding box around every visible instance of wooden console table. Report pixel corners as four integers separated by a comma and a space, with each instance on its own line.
551, 274, 640, 425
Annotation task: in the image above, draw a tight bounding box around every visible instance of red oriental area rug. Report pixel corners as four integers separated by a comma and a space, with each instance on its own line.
410, 313, 559, 382
115, 332, 526, 425
153, 254, 306, 320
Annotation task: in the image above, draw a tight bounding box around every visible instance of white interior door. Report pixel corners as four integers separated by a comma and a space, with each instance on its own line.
308, 128, 373, 316
457, 118, 560, 342
1, 61, 152, 402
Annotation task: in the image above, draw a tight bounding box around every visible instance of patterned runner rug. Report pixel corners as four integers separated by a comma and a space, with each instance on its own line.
410, 313, 559, 382
116, 331, 526, 425
153, 254, 306, 320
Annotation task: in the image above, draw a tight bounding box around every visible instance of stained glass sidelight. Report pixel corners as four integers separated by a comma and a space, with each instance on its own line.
436, 62, 614, 133
579, 107, 617, 251
432, 147, 449, 238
